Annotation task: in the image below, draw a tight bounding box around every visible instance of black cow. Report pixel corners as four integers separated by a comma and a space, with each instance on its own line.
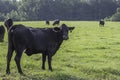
0, 25, 5, 42
46, 20, 50, 25
4, 18, 13, 31
53, 19, 60, 26
99, 19, 105, 27
6, 23, 75, 75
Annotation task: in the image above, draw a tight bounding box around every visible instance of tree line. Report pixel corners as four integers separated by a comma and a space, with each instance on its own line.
0, 0, 120, 21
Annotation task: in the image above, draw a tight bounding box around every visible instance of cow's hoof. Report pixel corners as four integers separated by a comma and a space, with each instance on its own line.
20, 72, 26, 76
49, 68, 53, 72
6, 71, 10, 75
42, 67, 45, 70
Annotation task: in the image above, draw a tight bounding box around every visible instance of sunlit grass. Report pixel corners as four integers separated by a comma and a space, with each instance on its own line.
0, 21, 120, 80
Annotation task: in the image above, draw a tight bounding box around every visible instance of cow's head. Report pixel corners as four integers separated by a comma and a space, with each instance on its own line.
53, 24, 75, 40
4, 18, 13, 30
61, 24, 75, 40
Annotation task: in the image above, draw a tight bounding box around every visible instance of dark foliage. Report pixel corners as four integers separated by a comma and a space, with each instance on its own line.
0, 0, 119, 21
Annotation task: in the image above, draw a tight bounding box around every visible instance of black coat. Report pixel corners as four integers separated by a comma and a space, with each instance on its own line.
6, 23, 75, 75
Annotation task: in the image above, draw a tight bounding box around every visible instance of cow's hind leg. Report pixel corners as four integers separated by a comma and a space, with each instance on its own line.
42, 54, 46, 70
14, 48, 24, 75
6, 48, 14, 74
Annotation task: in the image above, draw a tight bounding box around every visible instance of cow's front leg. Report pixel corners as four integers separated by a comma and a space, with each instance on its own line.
42, 54, 46, 70
48, 55, 52, 71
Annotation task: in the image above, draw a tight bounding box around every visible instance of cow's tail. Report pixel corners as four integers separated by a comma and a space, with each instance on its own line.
8, 25, 16, 51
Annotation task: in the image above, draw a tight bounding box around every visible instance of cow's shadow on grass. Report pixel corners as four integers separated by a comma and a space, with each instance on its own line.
20, 73, 82, 80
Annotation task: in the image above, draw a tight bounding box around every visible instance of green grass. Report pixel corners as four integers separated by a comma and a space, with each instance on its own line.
0, 21, 120, 80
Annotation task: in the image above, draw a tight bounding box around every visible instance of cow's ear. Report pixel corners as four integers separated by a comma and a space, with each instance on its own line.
53, 27, 61, 32
68, 27, 75, 32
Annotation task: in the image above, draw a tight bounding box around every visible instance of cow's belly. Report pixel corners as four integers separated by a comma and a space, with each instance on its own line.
24, 48, 42, 56
25, 43, 48, 56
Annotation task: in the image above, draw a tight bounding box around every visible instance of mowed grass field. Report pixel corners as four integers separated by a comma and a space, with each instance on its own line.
0, 21, 120, 80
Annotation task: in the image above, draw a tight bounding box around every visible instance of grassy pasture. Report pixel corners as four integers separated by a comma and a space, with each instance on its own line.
0, 21, 120, 80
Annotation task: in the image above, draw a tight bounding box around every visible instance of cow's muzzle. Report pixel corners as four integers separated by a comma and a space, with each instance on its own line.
63, 35, 69, 40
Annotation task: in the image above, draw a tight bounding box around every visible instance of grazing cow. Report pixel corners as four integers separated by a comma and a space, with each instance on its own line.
4, 18, 13, 31
53, 19, 60, 26
46, 20, 50, 25
0, 25, 5, 42
99, 19, 105, 27
6, 22, 75, 75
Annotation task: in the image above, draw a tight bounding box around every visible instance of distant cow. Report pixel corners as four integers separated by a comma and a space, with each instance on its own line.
46, 20, 50, 25
6, 22, 75, 75
99, 19, 105, 27
53, 19, 60, 26
4, 18, 13, 31
0, 25, 5, 42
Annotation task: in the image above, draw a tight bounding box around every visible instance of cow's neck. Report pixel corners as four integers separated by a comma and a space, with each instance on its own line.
54, 32, 64, 50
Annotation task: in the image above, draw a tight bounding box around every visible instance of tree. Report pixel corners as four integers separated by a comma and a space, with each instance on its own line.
0, 0, 119, 21
110, 8, 120, 21
6, 10, 20, 21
